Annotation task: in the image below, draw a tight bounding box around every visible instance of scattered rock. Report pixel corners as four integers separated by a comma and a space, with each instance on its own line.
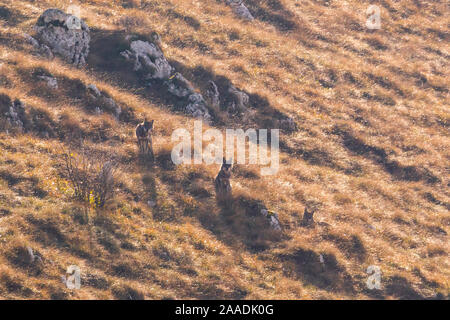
226, 0, 254, 21
278, 116, 298, 132
205, 80, 220, 108
319, 254, 325, 265
86, 84, 121, 118
12, 245, 43, 268
33, 9, 90, 67
227, 85, 249, 113
261, 209, 282, 231
37, 75, 58, 90
185, 93, 212, 121
0, 95, 27, 132
87, 84, 102, 97
26, 246, 35, 263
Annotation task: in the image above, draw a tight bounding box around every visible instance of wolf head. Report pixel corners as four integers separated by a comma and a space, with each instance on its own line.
143, 119, 154, 131
221, 157, 233, 172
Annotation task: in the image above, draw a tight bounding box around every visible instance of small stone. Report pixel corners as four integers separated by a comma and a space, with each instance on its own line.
37, 75, 58, 90
261, 209, 281, 231
26, 246, 35, 263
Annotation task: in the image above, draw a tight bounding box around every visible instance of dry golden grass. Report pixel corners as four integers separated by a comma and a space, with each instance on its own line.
0, 0, 448, 299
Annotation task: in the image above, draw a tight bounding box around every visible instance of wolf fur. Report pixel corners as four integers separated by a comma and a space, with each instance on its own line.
136, 119, 154, 160
215, 158, 233, 204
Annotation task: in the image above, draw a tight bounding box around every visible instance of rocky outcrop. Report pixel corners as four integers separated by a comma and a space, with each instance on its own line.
0, 94, 27, 132
165, 73, 195, 98
121, 39, 211, 121
33, 9, 90, 67
120, 40, 172, 80
226, 0, 254, 21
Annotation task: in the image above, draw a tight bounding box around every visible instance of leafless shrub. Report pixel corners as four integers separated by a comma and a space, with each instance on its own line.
61, 145, 116, 208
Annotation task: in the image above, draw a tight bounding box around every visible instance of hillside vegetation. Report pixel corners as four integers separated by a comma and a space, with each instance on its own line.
0, 0, 448, 299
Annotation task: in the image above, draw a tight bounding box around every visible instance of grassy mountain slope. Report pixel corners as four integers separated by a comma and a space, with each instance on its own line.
0, 0, 448, 299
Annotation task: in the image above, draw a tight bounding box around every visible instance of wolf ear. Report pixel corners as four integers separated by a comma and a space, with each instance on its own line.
223, 157, 227, 164
150, 120, 154, 128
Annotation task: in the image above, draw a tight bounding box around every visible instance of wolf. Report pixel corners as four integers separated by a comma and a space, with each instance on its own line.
215, 158, 233, 204
301, 206, 316, 227
136, 119, 154, 160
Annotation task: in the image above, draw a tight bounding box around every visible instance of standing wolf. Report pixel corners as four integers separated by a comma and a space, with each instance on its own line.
215, 158, 233, 205
136, 119, 154, 161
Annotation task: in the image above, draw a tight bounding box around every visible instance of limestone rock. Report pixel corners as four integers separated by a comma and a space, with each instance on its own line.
122, 40, 211, 121
121, 40, 172, 80
226, 0, 254, 21
33, 9, 90, 67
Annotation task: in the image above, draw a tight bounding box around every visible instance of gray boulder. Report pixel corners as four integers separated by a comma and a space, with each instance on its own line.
121, 40, 172, 80
33, 9, 90, 67
226, 0, 254, 21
